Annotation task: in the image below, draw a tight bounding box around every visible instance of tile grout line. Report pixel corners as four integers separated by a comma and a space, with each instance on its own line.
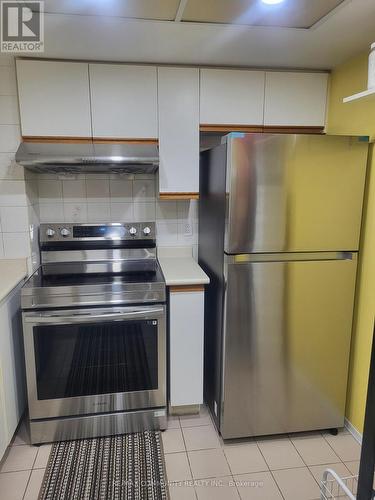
288, 434, 330, 490
177, 424, 198, 500
21, 469, 33, 500
254, 440, 287, 500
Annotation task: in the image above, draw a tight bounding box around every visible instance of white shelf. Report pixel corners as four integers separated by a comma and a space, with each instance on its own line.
343, 88, 375, 103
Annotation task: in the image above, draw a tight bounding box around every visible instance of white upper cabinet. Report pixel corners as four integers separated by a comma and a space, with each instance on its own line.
158, 67, 200, 194
264, 72, 329, 127
200, 68, 265, 126
89, 64, 158, 139
16, 60, 92, 137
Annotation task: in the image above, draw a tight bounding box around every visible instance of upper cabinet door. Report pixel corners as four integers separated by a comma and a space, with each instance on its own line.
89, 64, 158, 139
16, 60, 92, 138
200, 69, 265, 126
158, 67, 200, 194
264, 72, 329, 127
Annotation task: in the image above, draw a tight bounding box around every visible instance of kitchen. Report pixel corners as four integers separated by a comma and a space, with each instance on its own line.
0, 1, 374, 499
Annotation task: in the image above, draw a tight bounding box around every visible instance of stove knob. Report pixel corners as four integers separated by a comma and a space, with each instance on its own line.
143, 226, 151, 236
46, 228, 55, 238
60, 228, 71, 238
129, 226, 137, 236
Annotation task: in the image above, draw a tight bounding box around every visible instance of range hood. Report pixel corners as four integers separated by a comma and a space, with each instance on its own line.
15, 142, 159, 174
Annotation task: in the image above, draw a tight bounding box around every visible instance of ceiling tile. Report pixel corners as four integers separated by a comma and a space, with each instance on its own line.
182, 0, 345, 29
41, 0, 181, 21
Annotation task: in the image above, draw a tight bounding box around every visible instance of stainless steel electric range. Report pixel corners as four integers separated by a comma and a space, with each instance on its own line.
21, 222, 167, 444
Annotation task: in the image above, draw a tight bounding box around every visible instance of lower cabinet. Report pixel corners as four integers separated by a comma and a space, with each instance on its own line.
0, 283, 26, 459
169, 286, 204, 408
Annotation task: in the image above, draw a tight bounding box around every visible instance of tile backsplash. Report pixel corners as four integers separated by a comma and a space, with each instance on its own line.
0, 53, 199, 266
37, 173, 199, 256
0, 55, 38, 270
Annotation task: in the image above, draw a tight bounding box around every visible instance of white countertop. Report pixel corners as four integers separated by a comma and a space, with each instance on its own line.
0, 259, 28, 303
158, 247, 210, 286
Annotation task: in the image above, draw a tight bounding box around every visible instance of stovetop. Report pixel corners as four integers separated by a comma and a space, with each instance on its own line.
23, 262, 165, 289
21, 221, 166, 310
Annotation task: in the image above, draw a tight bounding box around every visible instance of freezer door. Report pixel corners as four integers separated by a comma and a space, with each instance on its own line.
220, 253, 357, 439
225, 134, 368, 253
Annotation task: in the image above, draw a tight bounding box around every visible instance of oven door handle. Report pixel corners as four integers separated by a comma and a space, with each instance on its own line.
23, 307, 165, 324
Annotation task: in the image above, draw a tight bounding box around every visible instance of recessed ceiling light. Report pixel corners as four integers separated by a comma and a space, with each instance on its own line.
261, 0, 284, 5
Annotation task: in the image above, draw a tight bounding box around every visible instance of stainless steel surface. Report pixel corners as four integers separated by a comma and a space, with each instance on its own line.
220, 255, 357, 439
22, 221, 167, 443
224, 133, 368, 254
15, 142, 159, 174
23, 305, 166, 420
198, 133, 368, 439
39, 222, 156, 244
21, 286, 165, 309
228, 251, 355, 263
41, 248, 156, 264
29, 408, 167, 444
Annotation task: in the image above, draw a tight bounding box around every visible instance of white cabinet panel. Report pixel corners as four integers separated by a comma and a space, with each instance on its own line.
200, 68, 265, 125
16, 60, 92, 137
170, 290, 204, 407
264, 72, 328, 127
0, 283, 26, 460
158, 67, 199, 194
89, 64, 158, 139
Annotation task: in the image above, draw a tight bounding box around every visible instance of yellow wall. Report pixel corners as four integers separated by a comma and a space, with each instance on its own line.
327, 51, 375, 432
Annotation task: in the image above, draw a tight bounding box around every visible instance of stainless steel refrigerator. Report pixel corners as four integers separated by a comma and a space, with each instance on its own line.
198, 133, 368, 439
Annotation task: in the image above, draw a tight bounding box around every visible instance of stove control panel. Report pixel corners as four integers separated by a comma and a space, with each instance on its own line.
40, 222, 156, 243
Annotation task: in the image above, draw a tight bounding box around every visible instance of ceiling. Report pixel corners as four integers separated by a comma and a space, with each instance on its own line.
25, 0, 375, 70
33, 0, 345, 29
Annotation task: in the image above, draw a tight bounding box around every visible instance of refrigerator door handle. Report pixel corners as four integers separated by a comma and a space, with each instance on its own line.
225, 251, 357, 264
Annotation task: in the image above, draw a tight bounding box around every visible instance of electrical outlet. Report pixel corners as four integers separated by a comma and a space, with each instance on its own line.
183, 221, 193, 236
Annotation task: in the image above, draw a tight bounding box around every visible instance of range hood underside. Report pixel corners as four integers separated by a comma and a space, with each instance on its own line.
15, 142, 159, 174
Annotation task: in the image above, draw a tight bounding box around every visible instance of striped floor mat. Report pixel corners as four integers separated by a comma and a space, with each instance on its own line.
38, 431, 169, 500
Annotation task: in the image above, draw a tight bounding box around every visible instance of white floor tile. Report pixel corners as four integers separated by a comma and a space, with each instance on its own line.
234, 471, 283, 500
183, 425, 221, 451
165, 452, 192, 482
195, 476, 239, 500
188, 449, 231, 479
257, 437, 305, 470
23, 468, 45, 500
324, 434, 361, 462
180, 407, 213, 428
167, 415, 181, 429
309, 462, 351, 484
272, 467, 321, 500
0, 446, 38, 473
344, 461, 359, 476
33, 445, 52, 469
223, 443, 268, 475
162, 428, 185, 454
0, 470, 30, 499
291, 435, 341, 465
169, 482, 197, 500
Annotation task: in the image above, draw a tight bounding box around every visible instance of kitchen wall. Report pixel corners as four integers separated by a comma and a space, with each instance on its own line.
36, 173, 199, 256
327, 50, 375, 433
0, 54, 199, 266
0, 54, 39, 271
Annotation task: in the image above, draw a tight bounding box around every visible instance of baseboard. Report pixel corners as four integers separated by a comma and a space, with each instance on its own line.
345, 417, 363, 444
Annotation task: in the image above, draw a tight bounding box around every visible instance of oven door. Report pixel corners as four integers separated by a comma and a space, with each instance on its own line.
22, 305, 166, 420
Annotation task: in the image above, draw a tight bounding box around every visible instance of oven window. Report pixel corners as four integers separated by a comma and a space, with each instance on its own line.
33, 319, 158, 400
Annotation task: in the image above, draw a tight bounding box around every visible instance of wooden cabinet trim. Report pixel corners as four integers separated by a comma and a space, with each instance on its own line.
200, 124, 263, 133
159, 192, 199, 200
93, 138, 158, 144
263, 126, 325, 134
200, 125, 324, 134
22, 136, 93, 143
170, 285, 205, 293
